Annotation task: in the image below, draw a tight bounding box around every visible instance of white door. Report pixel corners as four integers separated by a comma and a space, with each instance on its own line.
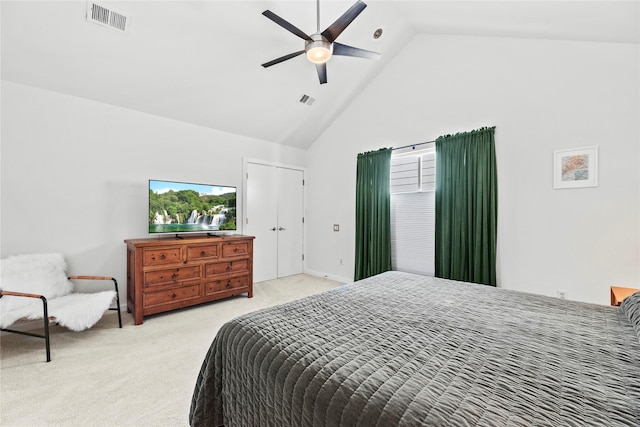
246, 162, 304, 282
277, 167, 304, 277
246, 163, 278, 282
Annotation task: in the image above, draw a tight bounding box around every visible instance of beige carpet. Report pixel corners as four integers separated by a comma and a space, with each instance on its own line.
0, 274, 342, 427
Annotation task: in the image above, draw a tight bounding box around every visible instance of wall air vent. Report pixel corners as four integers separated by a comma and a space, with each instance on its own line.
298, 94, 316, 106
87, 2, 129, 32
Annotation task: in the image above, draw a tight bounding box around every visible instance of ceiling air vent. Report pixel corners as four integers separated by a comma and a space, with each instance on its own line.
298, 94, 316, 106
87, 2, 129, 32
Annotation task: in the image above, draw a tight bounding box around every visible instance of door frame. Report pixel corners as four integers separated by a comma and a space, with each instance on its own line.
242, 157, 307, 275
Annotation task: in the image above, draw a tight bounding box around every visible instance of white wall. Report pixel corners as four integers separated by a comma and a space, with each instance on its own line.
0, 81, 308, 295
305, 34, 640, 304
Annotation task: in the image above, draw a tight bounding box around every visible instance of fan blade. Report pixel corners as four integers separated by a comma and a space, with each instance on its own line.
321, 0, 367, 43
316, 63, 327, 84
333, 42, 381, 60
262, 10, 312, 41
262, 50, 305, 68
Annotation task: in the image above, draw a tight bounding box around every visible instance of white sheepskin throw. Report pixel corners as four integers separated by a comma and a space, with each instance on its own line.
1, 253, 72, 310
1, 291, 116, 331
1, 253, 116, 331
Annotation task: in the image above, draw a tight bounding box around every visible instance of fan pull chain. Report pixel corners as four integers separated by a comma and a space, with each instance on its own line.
316, 0, 320, 32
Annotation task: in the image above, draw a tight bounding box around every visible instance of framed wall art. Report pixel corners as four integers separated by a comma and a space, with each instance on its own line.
553, 146, 598, 189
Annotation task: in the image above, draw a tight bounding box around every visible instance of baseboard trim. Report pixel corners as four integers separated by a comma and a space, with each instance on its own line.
304, 269, 352, 285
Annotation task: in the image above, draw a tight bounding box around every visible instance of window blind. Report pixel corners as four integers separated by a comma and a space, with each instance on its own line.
390, 149, 436, 276
421, 151, 436, 192
390, 156, 420, 193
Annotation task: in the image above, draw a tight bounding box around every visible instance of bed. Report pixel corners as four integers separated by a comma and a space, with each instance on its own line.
189, 271, 640, 427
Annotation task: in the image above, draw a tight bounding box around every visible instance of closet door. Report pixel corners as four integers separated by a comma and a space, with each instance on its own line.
246, 163, 278, 282
277, 167, 304, 278
246, 162, 304, 283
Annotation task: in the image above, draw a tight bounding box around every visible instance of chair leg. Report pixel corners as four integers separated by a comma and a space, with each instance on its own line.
40, 296, 51, 362
111, 278, 123, 328
0, 296, 52, 362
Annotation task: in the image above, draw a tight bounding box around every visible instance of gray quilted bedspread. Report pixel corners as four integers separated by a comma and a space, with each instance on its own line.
189, 271, 640, 427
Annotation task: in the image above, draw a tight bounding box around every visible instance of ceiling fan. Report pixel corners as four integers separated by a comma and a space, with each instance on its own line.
261, 0, 381, 84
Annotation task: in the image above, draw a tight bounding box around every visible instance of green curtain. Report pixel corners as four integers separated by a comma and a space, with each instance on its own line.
435, 127, 497, 286
354, 147, 392, 281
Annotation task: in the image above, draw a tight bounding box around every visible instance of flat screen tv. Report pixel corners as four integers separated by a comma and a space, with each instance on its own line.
148, 179, 237, 235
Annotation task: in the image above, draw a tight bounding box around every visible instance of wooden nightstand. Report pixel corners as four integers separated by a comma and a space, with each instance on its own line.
610, 286, 639, 306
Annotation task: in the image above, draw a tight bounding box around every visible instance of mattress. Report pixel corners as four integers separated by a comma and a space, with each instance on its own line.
190, 271, 640, 427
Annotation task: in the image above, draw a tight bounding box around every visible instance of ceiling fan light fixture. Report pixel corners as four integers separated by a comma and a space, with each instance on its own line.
306, 45, 332, 63
305, 35, 332, 64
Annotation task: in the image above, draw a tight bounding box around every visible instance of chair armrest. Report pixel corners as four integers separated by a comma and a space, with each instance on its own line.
0, 290, 45, 299
68, 275, 115, 281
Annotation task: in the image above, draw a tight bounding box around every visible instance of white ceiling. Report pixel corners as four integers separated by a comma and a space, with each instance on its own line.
2, 1, 638, 149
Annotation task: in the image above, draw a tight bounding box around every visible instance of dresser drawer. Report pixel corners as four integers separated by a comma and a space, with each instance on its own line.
222, 241, 249, 258
143, 283, 201, 307
143, 247, 182, 266
205, 259, 249, 277
144, 266, 200, 287
186, 244, 219, 261
205, 277, 248, 294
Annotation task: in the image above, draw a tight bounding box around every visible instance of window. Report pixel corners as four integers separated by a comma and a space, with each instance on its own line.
390, 148, 435, 276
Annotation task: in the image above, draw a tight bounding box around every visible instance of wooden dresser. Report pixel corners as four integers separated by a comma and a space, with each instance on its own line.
124, 235, 254, 325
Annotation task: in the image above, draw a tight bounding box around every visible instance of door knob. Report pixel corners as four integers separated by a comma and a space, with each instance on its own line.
279, 227, 286, 231
271, 227, 276, 231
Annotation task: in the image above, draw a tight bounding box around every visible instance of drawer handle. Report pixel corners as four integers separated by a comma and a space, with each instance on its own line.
171, 293, 177, 299
161, 254, 166, 260
226, 280, 231, 288
233, 247, 238, 252
226, 265, 232, 271
200, 250, 206, 256
171, 273, 179, 280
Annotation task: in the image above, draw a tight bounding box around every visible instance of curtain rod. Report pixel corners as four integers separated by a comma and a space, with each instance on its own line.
392, 140, 435, 151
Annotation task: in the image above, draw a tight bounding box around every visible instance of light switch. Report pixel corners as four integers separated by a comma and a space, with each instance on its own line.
333, 224, 340, 232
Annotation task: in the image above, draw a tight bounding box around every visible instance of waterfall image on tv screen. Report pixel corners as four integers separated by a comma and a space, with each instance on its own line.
149, 180, 237, 234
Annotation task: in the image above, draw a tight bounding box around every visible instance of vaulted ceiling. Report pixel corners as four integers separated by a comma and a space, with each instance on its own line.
2, 1, 638, 149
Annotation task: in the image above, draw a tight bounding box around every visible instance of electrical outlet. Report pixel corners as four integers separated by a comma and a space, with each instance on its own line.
557, 289, 568, 299
339, 258, 343, 265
